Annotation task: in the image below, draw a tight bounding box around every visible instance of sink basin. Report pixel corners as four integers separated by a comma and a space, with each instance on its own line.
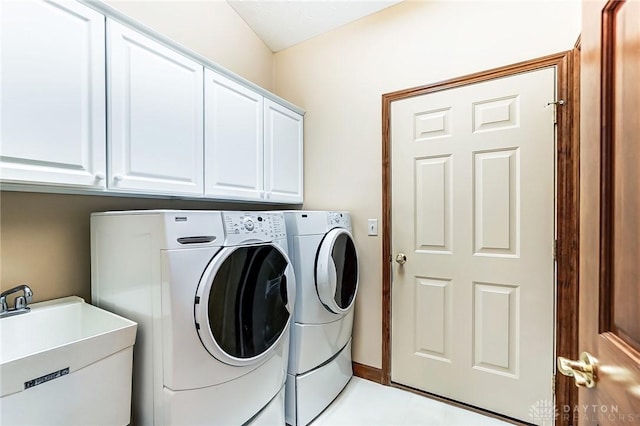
0, 296, 137, 425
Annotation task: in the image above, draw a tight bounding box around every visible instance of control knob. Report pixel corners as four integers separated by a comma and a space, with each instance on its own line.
243, 218, 255, 231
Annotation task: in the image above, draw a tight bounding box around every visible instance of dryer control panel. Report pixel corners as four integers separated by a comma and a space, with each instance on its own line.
327, 211, 352, 230
223, 212, 287, 242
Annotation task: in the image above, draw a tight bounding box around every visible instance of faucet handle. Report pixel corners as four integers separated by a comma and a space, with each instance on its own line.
0, 296, 7, 312
15, 296, 27, 309
23, 286, 33, 303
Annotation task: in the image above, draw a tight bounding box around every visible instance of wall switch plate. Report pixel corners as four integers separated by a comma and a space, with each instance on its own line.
367, 219, 378, 236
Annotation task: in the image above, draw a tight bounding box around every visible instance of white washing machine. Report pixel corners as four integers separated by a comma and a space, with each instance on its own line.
91, 210, 295, 426
282, 211, 359, 426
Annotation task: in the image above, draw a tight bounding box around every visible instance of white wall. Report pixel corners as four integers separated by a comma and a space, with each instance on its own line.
105, 0, 274, 89
274, 0, 581, 369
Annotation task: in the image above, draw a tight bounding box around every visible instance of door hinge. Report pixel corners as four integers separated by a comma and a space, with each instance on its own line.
552, 374, 556, 396
553, 239, 558, 261
547, 99, 565, 124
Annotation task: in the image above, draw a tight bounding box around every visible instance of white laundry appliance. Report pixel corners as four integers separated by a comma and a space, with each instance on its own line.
91, 210, 295, 426
282, 211, 359, 426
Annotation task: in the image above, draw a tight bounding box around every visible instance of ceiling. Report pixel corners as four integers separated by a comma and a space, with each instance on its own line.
226, 0, 404, 52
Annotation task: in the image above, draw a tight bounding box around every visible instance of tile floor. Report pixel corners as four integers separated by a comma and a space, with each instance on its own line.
311, 377, 513, 426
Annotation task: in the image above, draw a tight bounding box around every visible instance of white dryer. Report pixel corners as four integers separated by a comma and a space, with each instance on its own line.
282, 211, 359, 426
91, 210, 295, 426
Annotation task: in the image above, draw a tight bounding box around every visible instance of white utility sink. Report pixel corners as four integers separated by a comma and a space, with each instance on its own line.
0, 296, 137, 425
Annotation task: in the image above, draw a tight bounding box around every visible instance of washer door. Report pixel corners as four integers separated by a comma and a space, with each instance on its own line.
315, 228, 359, 314
194, 243, 294, 366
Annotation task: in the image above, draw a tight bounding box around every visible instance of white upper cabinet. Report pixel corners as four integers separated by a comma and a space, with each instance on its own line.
205, 71, 304, 204
107, 20, 204, 196
264, 99, 304, 204
1, 0, 106, 188
2, 4, 302, 202
204, 70, 263, 201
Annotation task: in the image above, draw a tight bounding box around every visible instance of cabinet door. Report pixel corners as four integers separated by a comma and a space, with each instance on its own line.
108, 20, 204, 196
1, 0, 106, 188
204, 70, 263, 200
264, 99, 304, 204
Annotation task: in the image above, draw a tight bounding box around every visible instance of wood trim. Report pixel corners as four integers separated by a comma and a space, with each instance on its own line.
555, 46, 581, 426
382, 51, 569, 103
381, 51, 580, 425
352, 362, 384, 384
381, 67, 392, 385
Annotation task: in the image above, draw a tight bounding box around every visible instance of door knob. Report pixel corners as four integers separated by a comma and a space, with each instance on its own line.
557, 351, 597, 388
395, 253, 407, 265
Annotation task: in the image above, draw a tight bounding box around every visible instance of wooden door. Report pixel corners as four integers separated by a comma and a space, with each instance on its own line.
107, 20, 204, 196
1, 0, 106, 188
264, 99, 304, 204
571, 0, 640, 424
204, 69, 263, 201
391, 68, 556, 423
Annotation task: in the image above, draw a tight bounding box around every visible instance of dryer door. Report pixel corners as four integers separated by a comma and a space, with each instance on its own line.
315, 228, 359, 314
194, 243, 295, 366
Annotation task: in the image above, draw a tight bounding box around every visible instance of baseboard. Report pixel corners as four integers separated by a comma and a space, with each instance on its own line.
352, 362, 383, 384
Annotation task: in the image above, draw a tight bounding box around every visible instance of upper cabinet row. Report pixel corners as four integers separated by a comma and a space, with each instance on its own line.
1, 0, 304, 204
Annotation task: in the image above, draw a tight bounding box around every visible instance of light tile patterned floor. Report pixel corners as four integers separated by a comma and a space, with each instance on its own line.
311, 377, 513, 426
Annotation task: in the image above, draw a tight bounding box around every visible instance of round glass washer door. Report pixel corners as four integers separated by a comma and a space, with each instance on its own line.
315, 228, 359, 314
194, 243, 294, 367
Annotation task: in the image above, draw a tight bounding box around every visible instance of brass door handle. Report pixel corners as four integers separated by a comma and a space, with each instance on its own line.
557, 351, 597, 388
395, 253, 407, 265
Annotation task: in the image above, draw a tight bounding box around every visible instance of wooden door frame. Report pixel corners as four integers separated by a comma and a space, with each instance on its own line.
378, 50, 581, 426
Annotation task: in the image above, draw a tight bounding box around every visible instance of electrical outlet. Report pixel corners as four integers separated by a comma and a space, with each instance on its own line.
367, 219, 378, 236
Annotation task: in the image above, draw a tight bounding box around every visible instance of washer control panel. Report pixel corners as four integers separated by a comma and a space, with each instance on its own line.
223, 212, 286, 240
327, 211, 351, 230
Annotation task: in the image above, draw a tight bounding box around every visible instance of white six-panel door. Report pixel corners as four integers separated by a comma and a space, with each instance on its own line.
391, 68, 556, 423
204, 70, 263, 201
1, 0, 106, 188
107, 20, 204, 196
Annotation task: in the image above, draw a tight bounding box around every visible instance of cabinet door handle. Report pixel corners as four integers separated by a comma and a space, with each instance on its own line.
113, 175, 124, 182
95, 173, 105, 181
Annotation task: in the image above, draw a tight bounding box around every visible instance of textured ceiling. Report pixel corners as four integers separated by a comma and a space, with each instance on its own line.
227, 1, 403, 52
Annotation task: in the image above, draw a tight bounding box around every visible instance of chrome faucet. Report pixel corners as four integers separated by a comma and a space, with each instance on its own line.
0, 284, 33, 318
